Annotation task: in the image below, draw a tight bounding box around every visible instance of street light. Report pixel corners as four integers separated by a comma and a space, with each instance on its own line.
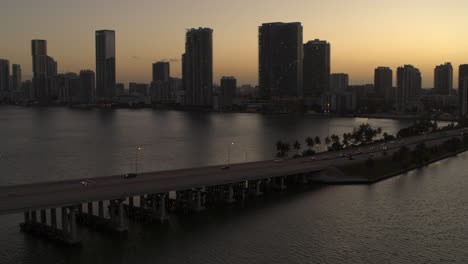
227, 142, 234, 165
135, 147, 142, 174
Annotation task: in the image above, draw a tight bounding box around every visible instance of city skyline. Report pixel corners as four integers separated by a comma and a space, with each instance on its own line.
1, 0, 468, 87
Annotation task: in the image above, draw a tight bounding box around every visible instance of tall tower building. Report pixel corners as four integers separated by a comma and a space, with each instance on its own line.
79, 70, 95, 104
434, 62, 453, 95
458, 64, 468, 117
303, 39, 330, 97
46, 56, 58, 76
95, 30, 116, 103
152, 61, 170, 83
0, 59, 9, 93
220, 76, 237, 108
259, 22, 303, 99
330, 73, 348, 93
396, 65, 422, 111
183, 27, 213, 106
374, 67, 392, 97
12, 64, 21, 91
31, 39, 48, 104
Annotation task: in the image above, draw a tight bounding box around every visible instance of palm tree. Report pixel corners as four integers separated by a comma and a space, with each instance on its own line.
305, 137, 314, 149
325, 136, 331, 146
314, 136, 321, 145
293, 140, 301, 157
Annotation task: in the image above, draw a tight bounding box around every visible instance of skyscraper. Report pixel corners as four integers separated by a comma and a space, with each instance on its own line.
12, 64, 21, 91
303, 39, 330, 97
374, 67, 393, 97
259, 22, 303, 99
79, 70, 95, 104
46, 56, 58, 76
458, 64, 468, 117
31, 39, 48, 104
434, 62, 453, 95
220, 76, 237, 109
95, 30, 116, 103
0, 59, 9, 94
396, 65, 422, 111
330, 73, 349, 93
152, 61, 170, 83
183, 27, 213, 106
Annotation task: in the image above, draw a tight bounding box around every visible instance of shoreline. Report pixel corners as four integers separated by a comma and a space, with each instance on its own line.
312, 147, 468, 185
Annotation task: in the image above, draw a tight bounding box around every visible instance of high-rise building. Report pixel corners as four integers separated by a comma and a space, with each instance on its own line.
220, 76, 237, 109
183, 27, 213, 106
31, 39, 48, 104
259, 22, 303, 99
46, 56, 58, 76
152, 61, 170, 83
79, 70, 95, 104
95, 30, 116, 103
12, 64, 21, 91
374, 67, 392, 97
396, 65, 422, 111
0, 59, 9, 95
330, 73, 348, 93
303, 39, 330, 97
434, 62, 453, 95
458, 65, 468, 117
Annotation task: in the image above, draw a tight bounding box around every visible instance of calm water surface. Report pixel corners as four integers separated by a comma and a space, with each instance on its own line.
0, 106, 466, 263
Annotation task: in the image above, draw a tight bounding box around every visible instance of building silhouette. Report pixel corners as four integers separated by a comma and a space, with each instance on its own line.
79, 70, 95, 104
396, 65, 421, 111
259, 22, 303, 99
220, 76, 237, 109
31, 39, 48, 104
183, 27, 213, 106
0, 59, 9, 93
434, 62, 453, 95
12, 64, 21, 91
458, 64, 468, 117
152, 61, 170, 83
46, 56, 58, 76
95, 30, 116, 103
303, 39, 330, 97
374, 67, 392, 97
330, 73, 348, 93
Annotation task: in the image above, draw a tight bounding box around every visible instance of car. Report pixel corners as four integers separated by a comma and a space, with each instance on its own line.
80, 180, 95, 186
124, 173, 137, 179
221, 166, 230, 170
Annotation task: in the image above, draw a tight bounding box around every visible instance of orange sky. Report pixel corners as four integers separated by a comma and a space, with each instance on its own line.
1, 0, 468, 87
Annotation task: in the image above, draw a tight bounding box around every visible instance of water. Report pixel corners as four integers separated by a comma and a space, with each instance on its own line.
1, 106, 467, 263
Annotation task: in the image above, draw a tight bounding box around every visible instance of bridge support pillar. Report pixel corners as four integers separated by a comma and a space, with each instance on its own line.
24, 212, 31, 224
192, 189, 205, 212
40, 210, 47, 224
61, 207, 69, 234
50, 208, 57, 228
87, 202, 93, 215
98, 201, 104, 217
226, 185, 235, 204
31, 211, 37, 224
129, 196, 134, 207
69, 207, 78, 243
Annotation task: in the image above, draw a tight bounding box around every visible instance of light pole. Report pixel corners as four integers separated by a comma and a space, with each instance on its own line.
135, 147, 142, 174
227, 142, 234, 165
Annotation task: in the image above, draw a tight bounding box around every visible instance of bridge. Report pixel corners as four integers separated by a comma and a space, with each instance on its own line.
0, 128, 465, 244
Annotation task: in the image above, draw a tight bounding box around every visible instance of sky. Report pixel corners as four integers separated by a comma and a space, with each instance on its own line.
1, 0, 468, 88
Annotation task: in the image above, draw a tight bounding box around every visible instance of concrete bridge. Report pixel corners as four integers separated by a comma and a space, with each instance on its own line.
0, 128, 465, 244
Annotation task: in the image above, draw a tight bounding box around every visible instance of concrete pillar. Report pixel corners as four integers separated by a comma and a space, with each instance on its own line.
279, 177, 286, 190
24, 212, 31, 224
31, 211, 37, 224
109, 200, 115, 222
226, 185, 235, 204
98, 201, 104, 218
40, 210, 47, 224
50, 208, 57, 228
129, 196, 134, 207
69, 207, 77, 242
114, 200, 127, 232
140, 195, 145, 208
256, 181, 262, 196
61, 207, 69, 233
158, 194, 168, 222
78, 204, 83, 214
87, 202, 93, 215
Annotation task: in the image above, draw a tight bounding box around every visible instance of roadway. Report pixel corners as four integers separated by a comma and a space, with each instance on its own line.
0, 128, 466, 216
